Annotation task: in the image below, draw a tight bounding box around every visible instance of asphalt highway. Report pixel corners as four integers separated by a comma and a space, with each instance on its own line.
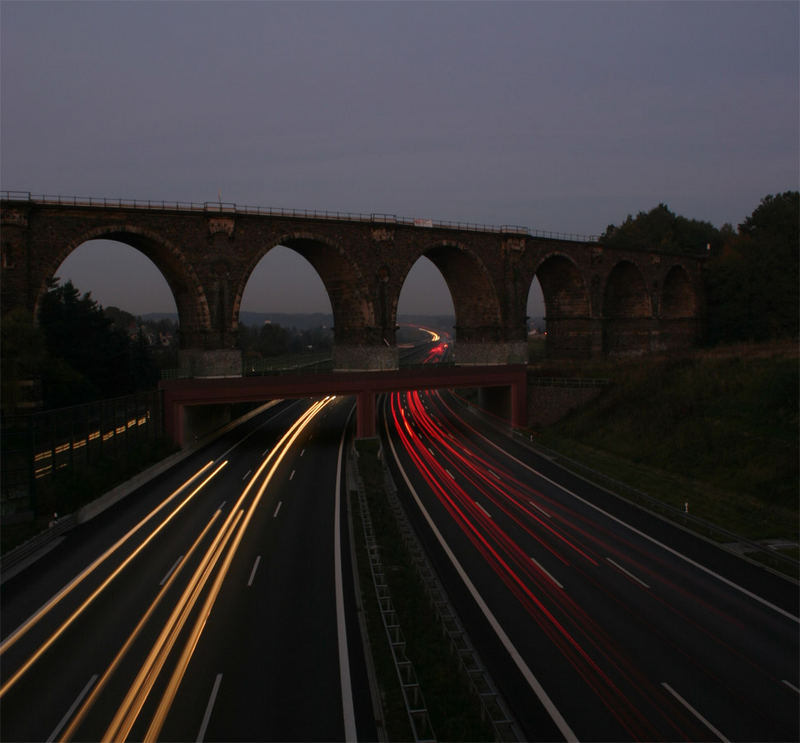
0, 396, 375, 742
381, 386, 799, 742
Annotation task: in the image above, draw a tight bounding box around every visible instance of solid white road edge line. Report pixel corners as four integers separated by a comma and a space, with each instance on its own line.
195, 673, 223, 743
384, 414, 577, 742
470, 422, 799, 624
661, 682, 730, 742
47, 674, 98, 742
606, 557, 650, 589
247, 556, 261, 587
335, 414, 357, 741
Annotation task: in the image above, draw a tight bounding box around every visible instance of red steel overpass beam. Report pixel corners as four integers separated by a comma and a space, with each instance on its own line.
159, 365, 528, 446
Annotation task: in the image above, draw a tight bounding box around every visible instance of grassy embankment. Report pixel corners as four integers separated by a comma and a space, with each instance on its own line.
528, 339, 798, 552
352, 439, 495, 742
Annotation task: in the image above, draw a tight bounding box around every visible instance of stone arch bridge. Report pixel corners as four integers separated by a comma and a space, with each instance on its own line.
1, 192, 704, 375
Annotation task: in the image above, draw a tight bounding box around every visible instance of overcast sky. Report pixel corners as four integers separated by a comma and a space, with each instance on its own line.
2, 0, 797, 317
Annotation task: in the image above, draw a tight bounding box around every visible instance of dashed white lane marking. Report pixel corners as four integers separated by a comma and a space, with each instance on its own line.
475, 501, 492, 519
247, 556, 261, 587
273, 501, 282, 518
289, 469, 295, 481
300, 448, 305, 457
160, 556, 183, 586
529, 500, 552, 519
530, 556, 564, 589
242, 469, 251, 481
47, 674, 98, 742
196, 673, 223, 742
606, 557, 650, 589
445, 468, 455, 479
661, 682, 730, 742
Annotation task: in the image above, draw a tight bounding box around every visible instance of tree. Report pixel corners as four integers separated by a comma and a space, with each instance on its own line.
601, 203, 721, 255
36, 278, 159, 407
705, 192, 799, 343
0, 309, 47, 413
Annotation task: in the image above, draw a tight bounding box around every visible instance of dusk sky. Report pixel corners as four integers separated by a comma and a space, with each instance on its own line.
2, 1, 797, 318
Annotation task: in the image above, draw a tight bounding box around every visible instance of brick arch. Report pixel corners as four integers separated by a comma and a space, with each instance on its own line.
393, 240, 502, 343
533, 253, 592, 357
603, 260, 651, 355
234, 232, 373, 345
658, 263, 700, 350
36, 224, 210, 349
661, 264, 697, 318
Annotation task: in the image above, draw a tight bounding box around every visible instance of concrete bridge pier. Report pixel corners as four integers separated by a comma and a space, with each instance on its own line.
333, 325, 399, 371
453, 325, 527, 366
178, 348, 243, 377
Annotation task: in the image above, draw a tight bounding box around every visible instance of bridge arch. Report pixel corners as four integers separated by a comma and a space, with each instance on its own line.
235, 231, 375, 367
603, 260, 651, 355
534, 253, 592, 358
394, 240, 502, 363
658, 263, 699, 350
35, 224, 210, 348
661, 264, 697, 318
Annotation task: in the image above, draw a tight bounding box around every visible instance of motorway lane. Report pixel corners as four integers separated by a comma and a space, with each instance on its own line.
381, 388, 800, 742
158, 396, 366, 742
0, 396, 374, 742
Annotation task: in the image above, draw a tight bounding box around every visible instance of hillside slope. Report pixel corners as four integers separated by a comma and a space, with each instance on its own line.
538, 342, 798, 541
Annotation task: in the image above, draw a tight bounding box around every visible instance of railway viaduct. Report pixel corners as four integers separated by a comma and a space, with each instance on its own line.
0, 193, 704, 376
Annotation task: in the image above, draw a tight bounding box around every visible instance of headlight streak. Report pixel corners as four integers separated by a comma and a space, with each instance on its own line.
0, 461, 228, 699
102, 509, 245, 743
388, 390, 698, 740
87, 396, 333, 742
0, 461, 217, 658
3, 398, 334, 741
141, 396, 334, 742
58, 510, 224, 742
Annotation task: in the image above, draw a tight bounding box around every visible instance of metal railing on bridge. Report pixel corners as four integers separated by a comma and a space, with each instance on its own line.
1, 190, 599, 242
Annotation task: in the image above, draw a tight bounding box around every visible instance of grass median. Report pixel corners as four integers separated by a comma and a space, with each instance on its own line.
352, 438, 495, 742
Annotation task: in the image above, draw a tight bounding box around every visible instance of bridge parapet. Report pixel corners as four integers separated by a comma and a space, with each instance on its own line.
0, 191, 599, 241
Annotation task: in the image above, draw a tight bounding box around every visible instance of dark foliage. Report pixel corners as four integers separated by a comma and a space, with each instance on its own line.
35, 279, 160, 407
600, 203, 721, 255
705, 191, 799, 343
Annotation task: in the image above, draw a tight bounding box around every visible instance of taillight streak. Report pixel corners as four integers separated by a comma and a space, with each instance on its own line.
389, 390, 690, 740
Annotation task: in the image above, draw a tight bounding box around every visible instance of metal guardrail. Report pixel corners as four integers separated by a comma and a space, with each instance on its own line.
525, 438, 800, 573
377, 449, 521, 741
352, 449, 436, 743
0, 514, 77, 582
0, 190, 599, 242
